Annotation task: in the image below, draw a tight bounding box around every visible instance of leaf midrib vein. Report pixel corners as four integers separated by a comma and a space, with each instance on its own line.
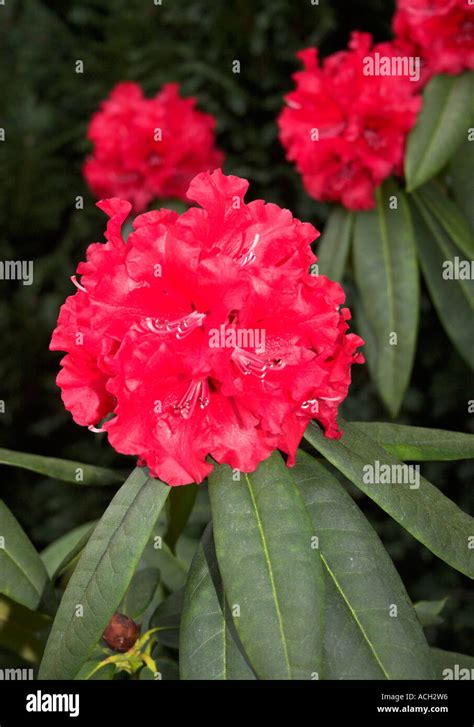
244, 473, 292, 679
414, 78, 462, 181
322, 554, 390, 679
376, 187, 396, 388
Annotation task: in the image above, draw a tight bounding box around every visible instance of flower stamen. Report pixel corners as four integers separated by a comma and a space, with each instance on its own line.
174, 378, 210, 419
143, 311, 206, 339
71, 275, 87, 293
301, 393, 342, 414
239, 233, 260, 267
268, 357, 285, 370
301, 398, 318, 412
231, 347, 267, 379
231, 348, 286, 379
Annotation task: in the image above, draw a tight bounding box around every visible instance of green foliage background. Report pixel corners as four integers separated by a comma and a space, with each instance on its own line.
0, 0, 472, 659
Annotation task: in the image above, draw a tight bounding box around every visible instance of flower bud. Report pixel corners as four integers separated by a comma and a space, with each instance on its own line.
102, 613, 139, 652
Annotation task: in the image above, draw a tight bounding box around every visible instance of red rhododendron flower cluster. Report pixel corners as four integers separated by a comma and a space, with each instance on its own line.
278, 32, 422, 211
393, 0, 474, 78
83, 82, 224, 213
51, 170, 364, 486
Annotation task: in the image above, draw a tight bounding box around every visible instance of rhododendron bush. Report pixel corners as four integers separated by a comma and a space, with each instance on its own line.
0, 0, 473, 693
34, 173, 473, 682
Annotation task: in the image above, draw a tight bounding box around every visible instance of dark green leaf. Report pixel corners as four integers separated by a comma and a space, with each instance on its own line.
293, 452, 434, 679
139, 666, 156, 680
175, 533, 200, 570
208, 453, 324, 679
304, 421, 474, 578
75, 661, 115, 680
164, 484, 198, 553
414, 598, 448, 627
322, 575, 383, 680
180, 524, 255, 680
351, 422, 474, 461
120, 568, 160, 621
431, 648, 474, 680
353, 180, 419, 416
316, 206, 353, 283
0, 448, 123, 486
411, 194, 474, 368
417, 182, 474, 258
406, 73, 474, 191
41, 521, 96, 580
450, 137, 474, 231
150, 588, 184, 650
141, 538, 188, 593
0, 501, 53, 611
39, 467, 170, 679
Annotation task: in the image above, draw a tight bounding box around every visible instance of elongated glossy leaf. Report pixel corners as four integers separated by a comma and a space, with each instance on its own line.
304, 421, 474, 578
135, 512, 188, 593
417, 182, 474, 258
406, 73, 474, 191
208, 453, 324, 680
41, 521, 96, 580
141, 538, 188, 592
351, 422, 474, 461
414, 598, 448, 627
322, 574, 383, 679
176, 534, 200, 570
0, 596, 50, 664
72, 645, 114, 681
139, 667, 156, 680
39, 467, 170, 680
316, 206, 353, 282
0, 448, 123, 486
353, 180, 419, 416
411, 195, 474, 368
120, 568, 160, 620
293, 452, 433, 679
431, 648, 474, 680
75, 661, 116, 680
150, 588, 184, 649
180, 524, 255, 680
450, 138, 474, 231
0, 501, 53, 611
164, 484, 198, 553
